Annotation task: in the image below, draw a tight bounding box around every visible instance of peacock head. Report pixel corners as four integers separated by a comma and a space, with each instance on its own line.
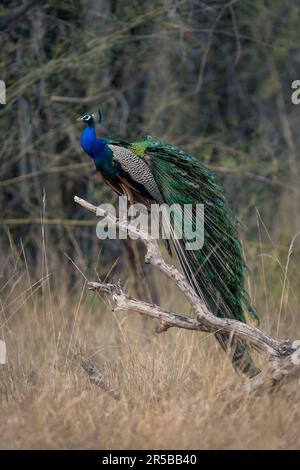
77, 110, 103, 127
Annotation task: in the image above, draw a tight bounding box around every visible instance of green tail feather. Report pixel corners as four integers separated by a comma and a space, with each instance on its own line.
130, 139, 260, 377
215, 333, 260, 378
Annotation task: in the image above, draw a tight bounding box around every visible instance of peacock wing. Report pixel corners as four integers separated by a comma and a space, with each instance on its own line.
107, 143, 164, 204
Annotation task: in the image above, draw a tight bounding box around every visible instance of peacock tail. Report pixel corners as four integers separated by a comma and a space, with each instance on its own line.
130, 139, 253, 320
128, 138, 260, 377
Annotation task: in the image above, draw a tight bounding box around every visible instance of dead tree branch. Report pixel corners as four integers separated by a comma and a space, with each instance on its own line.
80, 356, 120, 400
74, 195, 300, 392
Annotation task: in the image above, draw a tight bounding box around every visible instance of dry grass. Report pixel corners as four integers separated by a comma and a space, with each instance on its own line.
0, 232, 300, 450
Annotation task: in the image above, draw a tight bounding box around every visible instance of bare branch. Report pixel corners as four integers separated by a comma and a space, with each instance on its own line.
88, 280, 203, 332
74, 195, 300, 392
80, 356, 120, 400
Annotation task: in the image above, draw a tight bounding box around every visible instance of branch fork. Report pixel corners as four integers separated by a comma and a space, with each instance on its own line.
74, 195, 300, 392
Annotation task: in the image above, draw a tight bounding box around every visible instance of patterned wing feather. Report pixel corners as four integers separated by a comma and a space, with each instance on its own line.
108, 144, 164, 204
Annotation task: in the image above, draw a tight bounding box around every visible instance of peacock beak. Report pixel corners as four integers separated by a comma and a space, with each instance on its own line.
77, 116, 84, 121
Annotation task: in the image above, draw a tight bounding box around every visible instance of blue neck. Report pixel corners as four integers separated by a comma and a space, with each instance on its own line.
81, 126, 106, 158
81, 125, 118, 179
81, 126, 116, 175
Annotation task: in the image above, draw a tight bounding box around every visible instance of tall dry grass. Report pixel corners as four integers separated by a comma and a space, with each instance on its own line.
1, 0, 300, 451
0, 219, 300, 450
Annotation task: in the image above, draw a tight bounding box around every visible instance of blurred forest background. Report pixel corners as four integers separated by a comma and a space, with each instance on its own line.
1, 0, 300, 450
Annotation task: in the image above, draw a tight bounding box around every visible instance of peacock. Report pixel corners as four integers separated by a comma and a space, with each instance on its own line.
78, 110, 260, 377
